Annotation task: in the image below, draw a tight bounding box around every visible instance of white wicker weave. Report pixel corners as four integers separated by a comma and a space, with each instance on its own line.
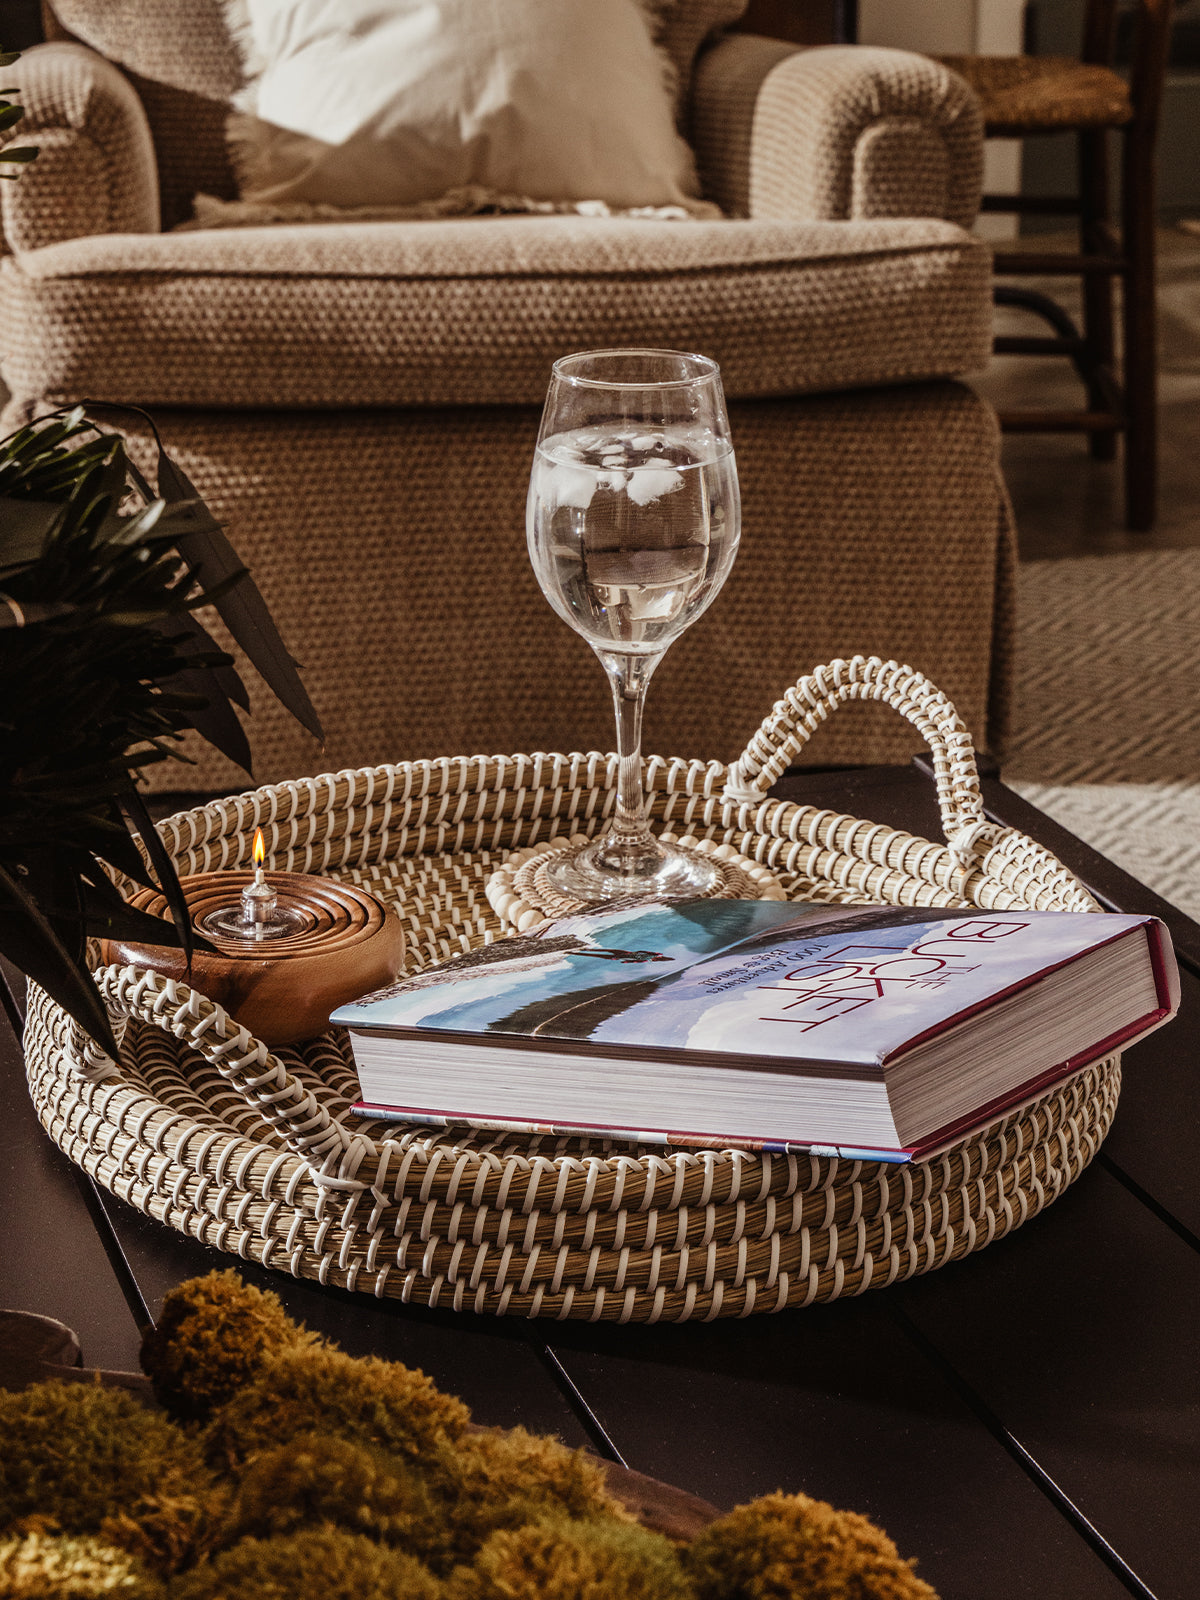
23, 659, 1114, 1322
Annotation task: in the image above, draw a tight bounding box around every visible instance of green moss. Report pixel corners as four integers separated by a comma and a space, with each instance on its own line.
96, 1496, 223, 1582
0, 1383, 211, 1573
420, 1428, 628, 1572
438, 1429, 621, 1523
220, 1432, 434, 1548
0, 1532, 164, 1598
450, 1516, 691, 1600
0, 1277, 939, 1600
203, 1344, 471, 1477
169, 1527, 444, 1600
140, 1271, 319, 1424
213, 1412, 624, 1578
682, 1491, 940, 1600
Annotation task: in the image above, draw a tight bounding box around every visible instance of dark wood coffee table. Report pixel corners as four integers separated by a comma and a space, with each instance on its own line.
2, 762, 1195, 1600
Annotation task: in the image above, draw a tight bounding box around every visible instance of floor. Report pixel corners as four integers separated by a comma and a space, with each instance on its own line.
975, 225, 1200, 920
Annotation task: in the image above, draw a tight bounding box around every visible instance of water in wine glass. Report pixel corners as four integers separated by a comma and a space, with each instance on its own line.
529, 421, 738, 653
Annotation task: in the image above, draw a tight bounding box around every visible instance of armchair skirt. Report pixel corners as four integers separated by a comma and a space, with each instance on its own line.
0, 383, 1009, 791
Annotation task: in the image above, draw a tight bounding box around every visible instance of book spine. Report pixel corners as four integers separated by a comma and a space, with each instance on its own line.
1146, 918, 1183, 1012
348, 1102, 912, 1164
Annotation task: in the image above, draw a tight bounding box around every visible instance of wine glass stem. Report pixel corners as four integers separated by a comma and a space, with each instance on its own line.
599, 649, 662, 855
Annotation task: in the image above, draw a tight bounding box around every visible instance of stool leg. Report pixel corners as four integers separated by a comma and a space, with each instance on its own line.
1121, 122, 1158, 530
1080, 128, 1118, 462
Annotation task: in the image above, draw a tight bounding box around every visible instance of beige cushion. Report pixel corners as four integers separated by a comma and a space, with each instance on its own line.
46, 0, 745, 113
224, 0, 702, 211
0, 215, 990, 409
44, 0, 747, 223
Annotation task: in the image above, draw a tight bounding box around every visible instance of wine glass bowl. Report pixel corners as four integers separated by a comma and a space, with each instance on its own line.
526, 348, 741, 903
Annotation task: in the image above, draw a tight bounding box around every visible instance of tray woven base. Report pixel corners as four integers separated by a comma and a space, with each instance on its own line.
22, 660, 1116, 1321
26, 963, 1120, 1319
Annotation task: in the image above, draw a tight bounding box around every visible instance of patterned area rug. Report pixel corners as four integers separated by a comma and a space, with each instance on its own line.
1005, 548, 1200, 919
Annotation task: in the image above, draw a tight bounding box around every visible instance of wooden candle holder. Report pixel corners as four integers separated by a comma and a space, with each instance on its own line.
101, 871, 405, 1047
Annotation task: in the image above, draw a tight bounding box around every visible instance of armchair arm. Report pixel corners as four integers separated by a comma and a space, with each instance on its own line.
1, 42, 159, 252
691, 38, 983, 228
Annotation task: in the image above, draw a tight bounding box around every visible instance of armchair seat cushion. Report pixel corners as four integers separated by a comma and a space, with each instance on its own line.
0, 215, 990, 409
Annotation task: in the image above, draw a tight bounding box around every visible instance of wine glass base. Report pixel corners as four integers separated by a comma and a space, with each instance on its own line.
486, 835, 786, 928
546, 836, 720, 903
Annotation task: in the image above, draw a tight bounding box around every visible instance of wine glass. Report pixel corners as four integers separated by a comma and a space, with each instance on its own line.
526, 348, 741, 903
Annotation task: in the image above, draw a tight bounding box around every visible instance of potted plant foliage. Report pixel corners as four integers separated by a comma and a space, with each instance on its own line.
0, 47, 322, 1055
0, 408, 324, 1057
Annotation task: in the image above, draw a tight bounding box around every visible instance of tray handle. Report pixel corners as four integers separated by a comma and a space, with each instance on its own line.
92, 964, 373, 1196
724, 657, 994, 868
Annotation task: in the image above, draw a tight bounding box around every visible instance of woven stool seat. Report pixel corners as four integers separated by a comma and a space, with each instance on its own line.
938, 54, 1132, 135
22, 660, 1119, 1322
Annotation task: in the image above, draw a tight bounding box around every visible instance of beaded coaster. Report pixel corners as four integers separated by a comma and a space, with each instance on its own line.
484, 833, 787, 931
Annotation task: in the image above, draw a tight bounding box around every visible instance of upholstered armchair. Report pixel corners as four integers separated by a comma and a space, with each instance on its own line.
0, 1, 1010, 792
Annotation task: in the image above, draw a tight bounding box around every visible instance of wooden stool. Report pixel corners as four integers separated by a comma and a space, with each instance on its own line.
940, 0, 1175, 530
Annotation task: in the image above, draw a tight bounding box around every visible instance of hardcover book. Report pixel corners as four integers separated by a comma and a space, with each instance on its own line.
331, 898, 1179, 1162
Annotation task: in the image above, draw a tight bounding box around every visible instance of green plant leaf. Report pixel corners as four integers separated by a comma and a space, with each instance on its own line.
160, 607, 250, 712
0, 863, 119, 1057
155, 652, 254, 774
156, 451, 325, 745
121, 790, 195, 968
0, 498, 63, 578
73, 804, 160, 893
80, 865, 216, 955
0, 595, 79, 627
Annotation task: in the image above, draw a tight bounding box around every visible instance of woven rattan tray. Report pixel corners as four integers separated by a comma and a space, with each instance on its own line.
24, 658, 1116, 1322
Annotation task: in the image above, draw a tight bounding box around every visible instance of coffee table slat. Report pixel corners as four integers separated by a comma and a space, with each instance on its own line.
892, 1160, 1200, 1600
540, 1296, 1133, 1600
0, 998, 144, 1374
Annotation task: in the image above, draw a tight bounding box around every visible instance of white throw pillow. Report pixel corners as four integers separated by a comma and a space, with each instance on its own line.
224, 0, 705, 212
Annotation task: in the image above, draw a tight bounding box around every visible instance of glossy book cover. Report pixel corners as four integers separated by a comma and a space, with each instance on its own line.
332, 899, 1170, 1069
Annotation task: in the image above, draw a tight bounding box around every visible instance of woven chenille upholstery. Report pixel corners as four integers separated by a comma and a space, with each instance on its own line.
2, 2, 1012, 792
692, 36, 983, 227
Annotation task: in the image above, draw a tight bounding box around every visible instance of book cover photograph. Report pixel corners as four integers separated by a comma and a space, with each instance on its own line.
335, 899, 1164, 1062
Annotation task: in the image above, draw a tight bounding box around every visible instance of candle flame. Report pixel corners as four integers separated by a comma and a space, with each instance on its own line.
252, 828, 266, 869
